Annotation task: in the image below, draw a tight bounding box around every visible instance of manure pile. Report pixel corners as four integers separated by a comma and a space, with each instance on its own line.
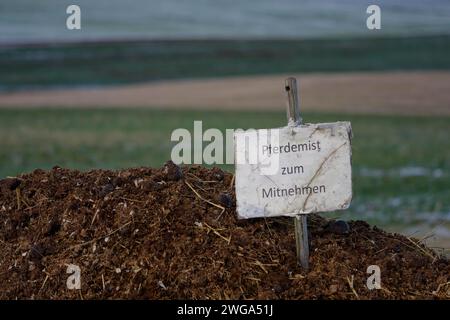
0, 162, 448, 299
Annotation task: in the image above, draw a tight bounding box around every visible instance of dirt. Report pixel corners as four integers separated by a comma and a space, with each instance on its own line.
0, 162, 449, 300
1, 71, 450, 116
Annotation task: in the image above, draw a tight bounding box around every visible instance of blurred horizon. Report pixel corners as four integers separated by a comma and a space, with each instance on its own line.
2, 0, 450, 45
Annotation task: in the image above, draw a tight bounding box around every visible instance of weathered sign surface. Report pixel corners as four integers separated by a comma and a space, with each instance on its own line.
235, 122, 352, 219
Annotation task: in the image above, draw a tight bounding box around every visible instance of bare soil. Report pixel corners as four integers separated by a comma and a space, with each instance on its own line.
0, 163, 449, 299
1, 71, 450, 116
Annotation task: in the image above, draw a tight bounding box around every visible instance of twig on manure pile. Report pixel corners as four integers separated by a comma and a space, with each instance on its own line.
68, 221, 132, 250
229, 174, 235, 190
418, 233, 435, 243
15, 187, 32, 209
250, 260, 279, 274
264, 218, 274, 238
335, 261, 364, 275
406, 237, 436, 261
346, 275, 359, 299
102, 274, 106, 292
374, 247, 388, 255
186, 173, 218, 183
0, 238, 13, 247
289, 274, 305, 280
383, 235, 437, 262
190, 181, 209, 194
16, 189, 21, 210
185, 180, 225, 217
380, 286, 392, 295
38, 274, 49, 294
91, 209, 100, 226
120, 197, 146, 203
200, 222, 231, 244
252, 260, 268, 274
406, 290, 423, 297
432, 281, 450, 296
245, 276, 261, 282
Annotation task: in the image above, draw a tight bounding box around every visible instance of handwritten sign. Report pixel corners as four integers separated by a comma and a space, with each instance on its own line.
234, 122, 352, 219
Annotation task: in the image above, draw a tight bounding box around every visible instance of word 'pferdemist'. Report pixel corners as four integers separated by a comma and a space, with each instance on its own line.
261, 140, 321, 155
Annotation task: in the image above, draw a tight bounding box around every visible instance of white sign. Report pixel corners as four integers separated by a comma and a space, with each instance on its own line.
234, 122, 352, 219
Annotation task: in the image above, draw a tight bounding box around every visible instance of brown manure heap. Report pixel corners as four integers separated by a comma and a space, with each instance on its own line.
0, 162, 449, 299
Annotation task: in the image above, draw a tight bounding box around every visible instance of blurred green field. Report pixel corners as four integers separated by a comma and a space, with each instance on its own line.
0, 108, 449, 245
1, 35, 450, 91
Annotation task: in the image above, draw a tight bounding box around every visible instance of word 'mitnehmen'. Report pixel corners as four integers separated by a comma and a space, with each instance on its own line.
262, 184, 326, 198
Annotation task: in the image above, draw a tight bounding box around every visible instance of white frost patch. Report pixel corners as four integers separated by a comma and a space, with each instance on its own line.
357, 166, 447, 178
431, 225, 450, 238
387, 197, 402, 208
398, 166, 429, 177
358, 168, 384, 177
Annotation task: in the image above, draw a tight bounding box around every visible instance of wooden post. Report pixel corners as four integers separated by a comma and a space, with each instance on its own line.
285, 77, 309, 270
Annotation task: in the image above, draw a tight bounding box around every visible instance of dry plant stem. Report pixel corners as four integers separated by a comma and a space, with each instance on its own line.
406, 237, 436, 261
68, 221, 132, 250
229, 174, 235, 190
346, 275, 359, 299
202, 222, 231, 244
186, 172, 217, 183
91, 209, 100, 226
16, 188, 21, 210
433, 281, 450, 295
39, 274, 49, 293
120, 197, 146, 203
185, 180, 225, 216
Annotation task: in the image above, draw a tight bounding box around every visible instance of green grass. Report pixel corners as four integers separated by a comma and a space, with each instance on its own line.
1, 35, 450, 90
0, 108, 449, 235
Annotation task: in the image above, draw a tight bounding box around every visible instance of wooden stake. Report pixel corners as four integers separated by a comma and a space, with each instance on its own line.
285, 78, 302, 126
285, 77, 309, 270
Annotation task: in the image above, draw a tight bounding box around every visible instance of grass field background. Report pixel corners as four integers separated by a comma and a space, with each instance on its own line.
1, 34, 449, 252
1, 35, 450, 91
1, 108, 449, 250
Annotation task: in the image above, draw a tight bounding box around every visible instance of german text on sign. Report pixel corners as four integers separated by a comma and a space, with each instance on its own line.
234, 122, 352, 219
